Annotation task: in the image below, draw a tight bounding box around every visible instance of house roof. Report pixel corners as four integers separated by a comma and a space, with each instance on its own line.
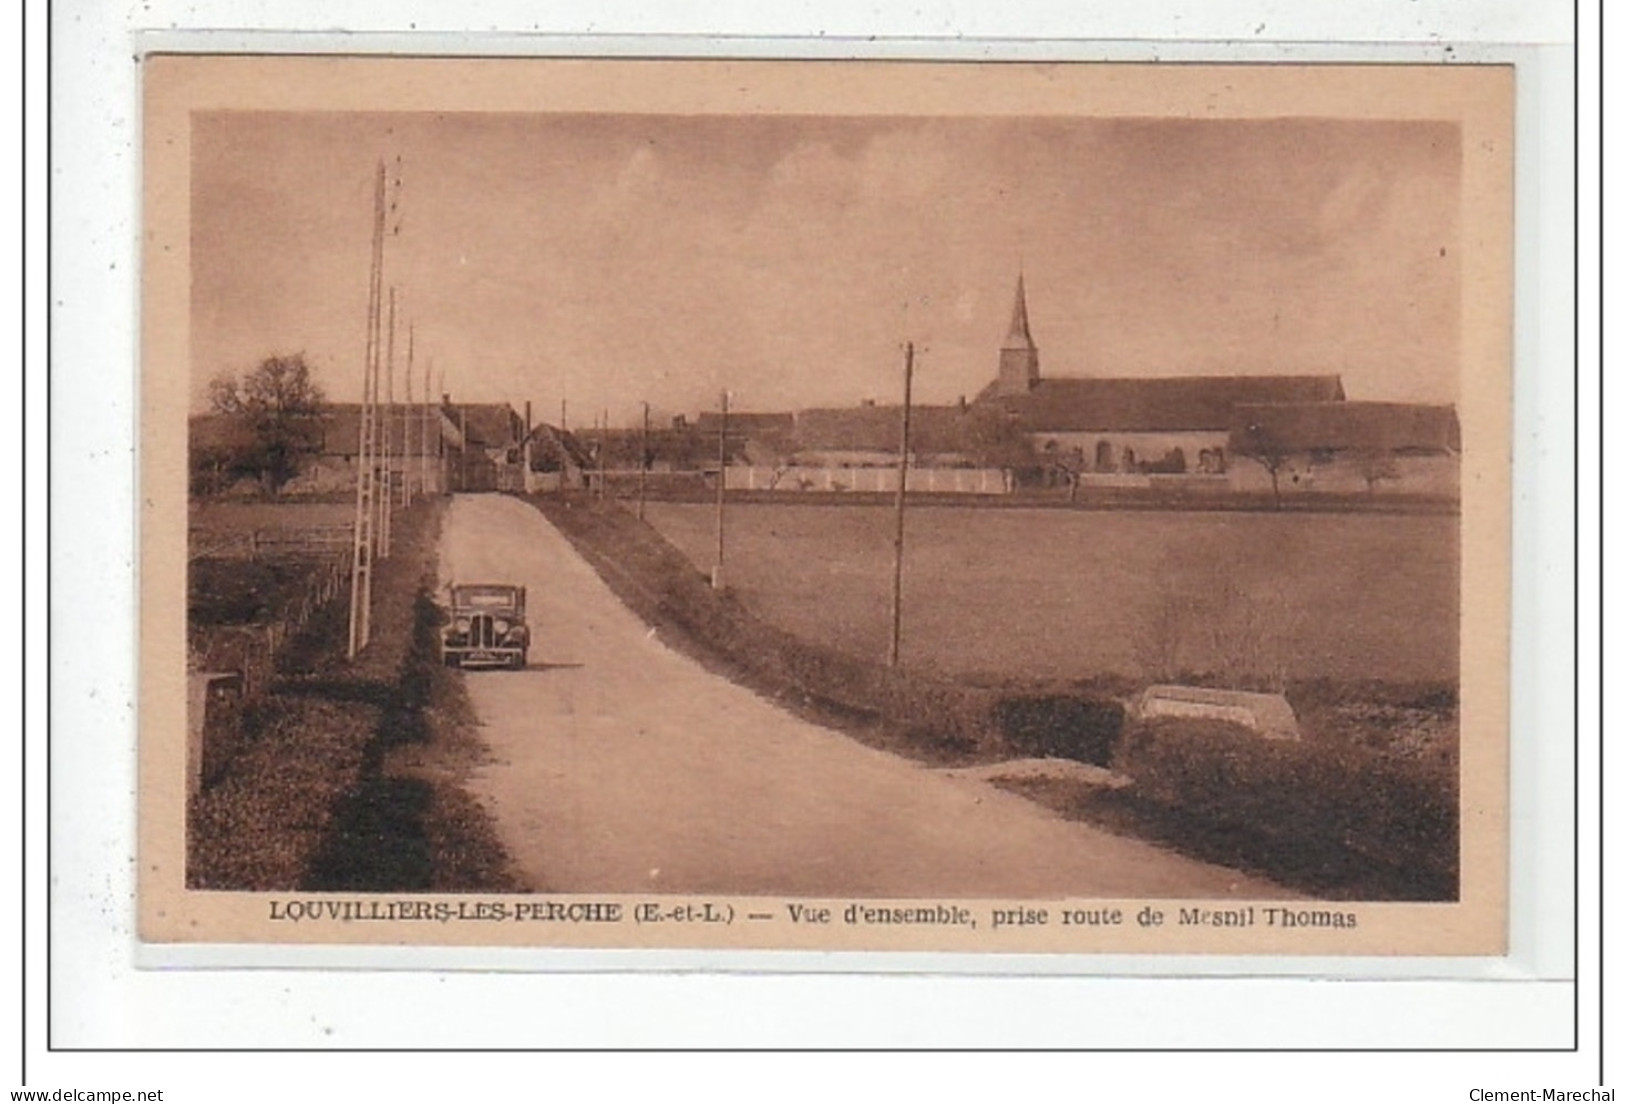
978, 375, 1347, 433
313, 404, 450, 457
793, 404, 971, 454
1229, 401, 1460, 454
188, 412, 257, 454
692, 411, 797, 438
525, 423, 594, 471
447, 403, 524, 449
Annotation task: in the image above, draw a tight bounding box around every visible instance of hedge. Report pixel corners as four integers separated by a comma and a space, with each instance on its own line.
1112, 717, 1458, 896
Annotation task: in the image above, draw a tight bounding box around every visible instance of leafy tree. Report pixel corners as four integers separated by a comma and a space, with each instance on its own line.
957, 405, 1037, 471
1236, 420, 1291, 509
1356, 446, 1400, 495
208, 354, 327, 494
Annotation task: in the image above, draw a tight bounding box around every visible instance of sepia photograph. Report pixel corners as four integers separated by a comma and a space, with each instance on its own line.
141, 56, 1513, 954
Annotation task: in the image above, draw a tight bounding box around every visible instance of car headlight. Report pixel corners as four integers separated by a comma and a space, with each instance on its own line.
494, 618, 511, 634
454, 618, 470, 633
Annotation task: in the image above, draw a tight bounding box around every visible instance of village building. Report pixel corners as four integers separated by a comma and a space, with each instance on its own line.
190, 395, 536, 496
189, 403, 458, 496
522, 421, 593, 492
296, 402, 457, 495
440, 398, 527, 492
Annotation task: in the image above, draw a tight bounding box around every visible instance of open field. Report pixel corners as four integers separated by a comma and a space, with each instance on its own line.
190, 498, 356, 534
644, 502, 1458, 684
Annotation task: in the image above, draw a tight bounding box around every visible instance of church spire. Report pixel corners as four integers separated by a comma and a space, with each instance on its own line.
1004, 271, 1035, 352
997, 271, 1040, 396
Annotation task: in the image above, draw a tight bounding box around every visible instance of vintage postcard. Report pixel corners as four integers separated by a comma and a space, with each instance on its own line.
141, 55, 1513, 956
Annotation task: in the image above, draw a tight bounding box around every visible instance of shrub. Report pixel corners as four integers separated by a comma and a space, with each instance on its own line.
993, 695, 1124, 765
1112, 717, 1458, 895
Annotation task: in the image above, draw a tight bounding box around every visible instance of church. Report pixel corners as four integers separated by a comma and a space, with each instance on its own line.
972, 274, 1348, 477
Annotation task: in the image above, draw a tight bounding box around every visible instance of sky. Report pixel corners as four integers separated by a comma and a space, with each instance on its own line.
190, 111, 1461, 423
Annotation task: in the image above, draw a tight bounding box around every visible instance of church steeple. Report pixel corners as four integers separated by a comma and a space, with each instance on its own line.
998, 271, 1040, 395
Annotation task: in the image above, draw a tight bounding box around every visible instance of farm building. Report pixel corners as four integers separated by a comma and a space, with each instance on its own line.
692, 411, 797, 466
284, 397, 527, 494
189, 404, 457, 496
789, 402, 985, 468
293, 403, 456, 495
1228, 401, 1461, 496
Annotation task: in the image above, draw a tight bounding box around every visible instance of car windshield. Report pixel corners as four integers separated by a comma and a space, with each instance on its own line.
453, 587, 517, 608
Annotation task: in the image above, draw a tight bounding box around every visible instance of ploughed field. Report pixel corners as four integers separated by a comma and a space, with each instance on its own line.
642, 503, 1458, 684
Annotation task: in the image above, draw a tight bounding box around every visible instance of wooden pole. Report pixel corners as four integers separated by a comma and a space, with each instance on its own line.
422, 355, 432, 495
638, 401, 650, 521
402, 323, 414, 507
347, 160, 386, 659
378, 286, 396, 558
888, 342, 914, 668
712, 390, 728, 589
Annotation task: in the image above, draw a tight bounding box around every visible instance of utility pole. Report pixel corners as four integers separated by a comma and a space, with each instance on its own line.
347, 160, 387, 659
401, 323, 415, 508
712, 390, 728, 589
638, 400, 650, 521
378, 286, 396, 559
888, 342, 915, 669
422, 355, 432, 496
601, 408, 610, 502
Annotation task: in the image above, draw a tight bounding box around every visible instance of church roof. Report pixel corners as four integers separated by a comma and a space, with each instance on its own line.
1003, 272, 1036, 352
980, 374, 1347, 433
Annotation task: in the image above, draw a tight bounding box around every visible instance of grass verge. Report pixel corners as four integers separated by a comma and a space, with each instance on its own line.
187, 498, 524, 892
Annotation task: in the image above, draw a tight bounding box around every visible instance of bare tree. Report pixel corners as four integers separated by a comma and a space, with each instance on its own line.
208, 354, 327, 494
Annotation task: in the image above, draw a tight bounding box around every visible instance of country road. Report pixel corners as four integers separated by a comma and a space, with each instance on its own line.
438, 494, 1287, 899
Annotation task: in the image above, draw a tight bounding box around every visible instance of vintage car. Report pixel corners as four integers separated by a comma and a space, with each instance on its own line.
441, 582, 530, 670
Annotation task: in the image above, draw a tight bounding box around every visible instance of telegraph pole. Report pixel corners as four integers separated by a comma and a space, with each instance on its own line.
638, 401, 650, 521
423, 355, 433, 495
401, 323, 415, 507
378, 286, 396, 559
347, 160, 387, 659
888, 342, 915, 668
712, 390, 728, 589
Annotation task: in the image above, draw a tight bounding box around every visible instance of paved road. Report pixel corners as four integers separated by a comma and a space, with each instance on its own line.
440, 494, 1286, 899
